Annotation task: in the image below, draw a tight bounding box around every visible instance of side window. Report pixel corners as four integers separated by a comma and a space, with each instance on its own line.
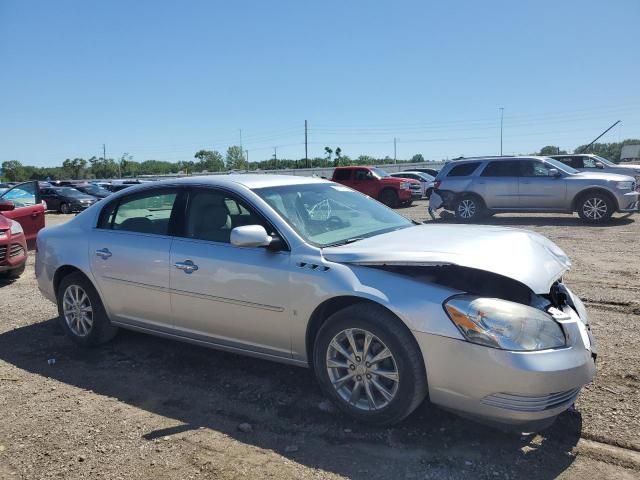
481, 161, 520, 177
582, 157, 597, 168
101, 189, 178, 235
354, 169, 370, 181
333, 169, 352, 181
520, 161, 553, 177
447, 162, 481, 177
1, 182, 37, 207
185, 190, 268, 243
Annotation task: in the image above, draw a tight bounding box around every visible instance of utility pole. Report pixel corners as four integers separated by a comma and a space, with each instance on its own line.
578, 120, 621, 153
273, 147, 277, 168
393, 137, 397, 163
245, 150, 249, 170
499, 107, 504, 156
304, 120, 309, 168
239, 129, 243, 150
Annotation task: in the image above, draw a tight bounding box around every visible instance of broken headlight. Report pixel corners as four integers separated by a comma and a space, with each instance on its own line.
444, 296, 566, 351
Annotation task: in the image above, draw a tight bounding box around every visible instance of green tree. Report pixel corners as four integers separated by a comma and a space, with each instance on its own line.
1, 160, 26, 182
538, 146, 566, 156
225, 145, 246, 170
573, 139, 640, 163
194, 149, 225, 172
324, 147, 333, 161
62, 158, 87, 179
411, 153, 425, 162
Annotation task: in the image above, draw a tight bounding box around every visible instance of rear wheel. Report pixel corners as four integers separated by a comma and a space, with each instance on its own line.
57, 272, 118, 346
577, 193, 614, 223
313, 303, 427, 425
454, 195, 484, 222
379, 189, 398, 208
59, 202, 70, 215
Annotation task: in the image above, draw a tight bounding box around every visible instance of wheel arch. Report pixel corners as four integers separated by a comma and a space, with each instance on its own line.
53, 265, 94, 297
571, 187, 619, 212
305, 295, 415, 368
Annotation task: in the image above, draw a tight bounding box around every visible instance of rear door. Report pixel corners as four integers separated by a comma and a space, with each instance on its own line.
518, 160, 567, 209
0, 181, 44, 243
476, 161, 520, 208
88, 187, 182, 331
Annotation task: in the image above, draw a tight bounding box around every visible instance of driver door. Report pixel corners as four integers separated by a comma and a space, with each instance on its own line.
169, 187, 292, 358
352, 169, 378, 197
0, 181, 44, 243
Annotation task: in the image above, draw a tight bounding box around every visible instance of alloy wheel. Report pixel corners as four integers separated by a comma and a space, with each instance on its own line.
457, 199, 476, 219
326, 328, 399, 411
62, 284, 94, 337
582, 197, 608, 220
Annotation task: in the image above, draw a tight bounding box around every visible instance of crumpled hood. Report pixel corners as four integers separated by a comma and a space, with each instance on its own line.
322, 225, 571, 294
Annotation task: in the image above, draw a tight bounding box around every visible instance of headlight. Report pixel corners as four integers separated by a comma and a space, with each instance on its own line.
10, 220, 23, 235
615, 181, 634, 190
443, 295, 566, 351
400, 182, 410, 190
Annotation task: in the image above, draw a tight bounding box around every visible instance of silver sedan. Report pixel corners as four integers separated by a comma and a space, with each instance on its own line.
35, 175, 596, 428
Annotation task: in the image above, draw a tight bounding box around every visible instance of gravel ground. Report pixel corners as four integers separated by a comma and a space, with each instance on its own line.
1, 205, 639, 479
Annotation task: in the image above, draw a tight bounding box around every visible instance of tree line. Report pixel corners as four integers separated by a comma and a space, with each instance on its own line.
2, 140, 638, 182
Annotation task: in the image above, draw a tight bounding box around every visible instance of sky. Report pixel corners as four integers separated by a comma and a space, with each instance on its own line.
1, 0, 639, 167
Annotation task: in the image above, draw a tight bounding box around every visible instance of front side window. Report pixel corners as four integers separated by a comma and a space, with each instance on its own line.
185, 189, 268, 243
99, 189, 178, 235
254, 183, 411, 247
354, 169, 371, 181
520, 160, 554, 177
582, 156, 597, 168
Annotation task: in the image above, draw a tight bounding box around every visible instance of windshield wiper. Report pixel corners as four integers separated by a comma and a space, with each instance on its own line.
324, 237, 364, 247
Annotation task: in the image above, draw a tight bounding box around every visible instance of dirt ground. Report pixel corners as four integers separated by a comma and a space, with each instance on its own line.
1, 203, 639, 479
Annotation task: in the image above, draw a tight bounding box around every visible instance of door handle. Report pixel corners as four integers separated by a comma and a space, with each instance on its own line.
174, 260, 199, 274
95, 248, 112, 259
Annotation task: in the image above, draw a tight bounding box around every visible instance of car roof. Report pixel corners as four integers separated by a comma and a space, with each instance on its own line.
550, 154, 592, 158
447, 155, 550, 164
142, 174, 330, 190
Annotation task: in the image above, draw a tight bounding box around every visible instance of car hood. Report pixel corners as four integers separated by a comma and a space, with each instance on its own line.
322, 225, 570, 294
612, 164, 640, 173
571, 171, 635, 181
0, 213, 12, 229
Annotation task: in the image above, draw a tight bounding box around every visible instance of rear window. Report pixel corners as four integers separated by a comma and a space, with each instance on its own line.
333, 169, 351, 181
481, 160, 521, 177
447, 162, 480, 177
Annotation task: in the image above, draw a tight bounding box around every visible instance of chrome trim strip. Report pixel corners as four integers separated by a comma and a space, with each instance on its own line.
102, 275, 284, 312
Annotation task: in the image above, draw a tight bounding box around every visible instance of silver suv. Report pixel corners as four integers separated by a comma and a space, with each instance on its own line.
433, 156, 639, 223
550, 154, 640, 183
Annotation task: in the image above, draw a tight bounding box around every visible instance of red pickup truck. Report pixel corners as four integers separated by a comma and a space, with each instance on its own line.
331, 166, 415, 207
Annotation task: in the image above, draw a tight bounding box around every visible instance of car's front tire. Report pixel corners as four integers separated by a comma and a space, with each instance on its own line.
577, 192, 614, 223
57, 272, 118, 347
313, 303, 428, 425
59, 203, 70, 215
379, 189, 398, 208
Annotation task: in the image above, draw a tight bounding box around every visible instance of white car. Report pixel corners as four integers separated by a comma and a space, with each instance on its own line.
551, 154, 640, 185
389, 171, 436, 198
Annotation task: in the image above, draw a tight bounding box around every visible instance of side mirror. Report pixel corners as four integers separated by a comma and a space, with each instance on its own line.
231, 225, 273, 248
0, 200, 15, 212
595, 162, 604, 169
548, 168, 561, 177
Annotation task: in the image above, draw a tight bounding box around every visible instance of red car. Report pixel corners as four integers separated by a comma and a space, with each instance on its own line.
0, 181, 45, 279
331, 166, 417, 207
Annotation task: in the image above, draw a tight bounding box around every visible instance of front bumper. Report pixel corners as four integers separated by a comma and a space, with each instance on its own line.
414, 306, 596, 428
616, 191, 639, 212
0, 236, 27, 272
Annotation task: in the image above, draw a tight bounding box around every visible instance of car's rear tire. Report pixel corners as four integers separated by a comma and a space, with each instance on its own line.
379, 189, 398, 208
0, 263, 25, 280
454, 195, 484, 222
313, 303, 428, 425
577, 192, 614, 223
56, 272, 118, 347
59, 203, 70, 215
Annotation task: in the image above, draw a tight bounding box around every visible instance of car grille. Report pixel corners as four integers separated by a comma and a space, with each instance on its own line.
481, 387, 581, 412
0, 244, 24, 261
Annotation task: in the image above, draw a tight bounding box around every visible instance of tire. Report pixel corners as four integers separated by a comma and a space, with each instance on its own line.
0, 263, 25, 280
577, 192, 614, 223
60, 203, 70, 215
313, 303, 428, 425
454, 195, 484, 222
379, 189, 398, 208
56, 272, 118, 347
425, 188, 433, 199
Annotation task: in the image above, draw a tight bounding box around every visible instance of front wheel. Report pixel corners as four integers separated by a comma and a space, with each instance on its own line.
57, 272, 118, 347
59, 203, 71, 215
313, 304, 427, 425
577, 193, 614, 223
379, 189, 398, 208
